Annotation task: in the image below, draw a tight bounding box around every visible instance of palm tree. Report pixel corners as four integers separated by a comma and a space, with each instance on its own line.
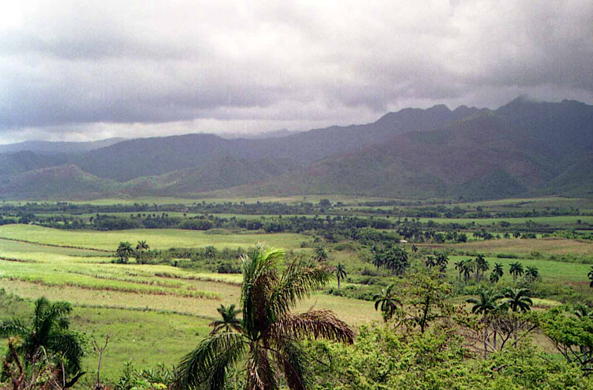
372, 251, 384, 276
502, 288, 532, 345
334, 263, 347, 290
466, 289, 504, 358
491, 263, 504, 282
116, 241, 134, 264
373, 283, 402, 322
454, 260, 465, 282
210, 304, 242, 336
467, 290, 503, 316
525, 266, 539, 283
475, 254, 489, 281
462, 259, 475, 284
509, 262, 524, 282
136, 240, 150, 264
587, 266, 593, 287
0, 297, 85, 386
503, 288, 533, 313
314, 246, 328, 262
175, 246, 354, 390
391, 247, 409, 276
425, 256, 436, 269
436, 253, 449, 273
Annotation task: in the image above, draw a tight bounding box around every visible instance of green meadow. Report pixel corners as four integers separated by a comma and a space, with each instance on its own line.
0, 225, 307, 251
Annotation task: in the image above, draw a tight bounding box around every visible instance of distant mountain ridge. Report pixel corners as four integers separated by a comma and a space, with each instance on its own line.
1, 98, 591, 200
0, 138, 125, 155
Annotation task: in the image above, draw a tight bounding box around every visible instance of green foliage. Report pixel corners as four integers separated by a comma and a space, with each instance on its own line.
114, 361, 173, 390
373, 283, 401, 322
541, 306, 593, 370
307, 324, 593, 390
0, 296, 85, 383
174, 245, 354, 390
115, 241, 134, 264
405, 272, 453, 333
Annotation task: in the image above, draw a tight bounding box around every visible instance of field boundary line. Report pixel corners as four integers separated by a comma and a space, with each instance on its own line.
0, 275, 221, 300
72, 303, 216, 320
153, 271, 242, 286
0, 236, 112, 253
0, 256, 35, 263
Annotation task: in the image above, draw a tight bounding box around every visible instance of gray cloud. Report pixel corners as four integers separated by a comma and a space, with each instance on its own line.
0, 0, 592, 142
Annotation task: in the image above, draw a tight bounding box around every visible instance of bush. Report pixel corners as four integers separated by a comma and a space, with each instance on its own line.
217, 262, 241, 274
496, 253, 519, 259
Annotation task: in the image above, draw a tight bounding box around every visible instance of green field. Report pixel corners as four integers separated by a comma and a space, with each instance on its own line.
417, 215, 593, 226
0, 225, 308, 251
2, 196, 593, 384
425, 237, 593, 257
0, 224, 382, 380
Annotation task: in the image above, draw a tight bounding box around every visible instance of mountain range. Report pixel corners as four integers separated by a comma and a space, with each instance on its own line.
1, 97, 591, 200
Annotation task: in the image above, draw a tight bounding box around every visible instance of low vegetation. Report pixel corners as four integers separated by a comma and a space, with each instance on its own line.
1, 195, 593, 389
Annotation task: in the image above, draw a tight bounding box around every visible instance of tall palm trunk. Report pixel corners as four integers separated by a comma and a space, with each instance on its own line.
484, 325, 488, 359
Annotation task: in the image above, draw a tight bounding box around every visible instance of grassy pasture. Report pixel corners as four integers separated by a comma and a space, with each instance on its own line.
0, 237, 108, 257
444, 255, 592, 284
0, 225, 307, 251
193, 194, 399, 205
24, 194, 398, 206
455, 196, 593, 210
417, 215, 593, 226
0, 292, 213, 380
424, 237, 593, 257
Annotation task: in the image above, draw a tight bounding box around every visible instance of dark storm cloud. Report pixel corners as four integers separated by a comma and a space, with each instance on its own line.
0, 0, 592, 142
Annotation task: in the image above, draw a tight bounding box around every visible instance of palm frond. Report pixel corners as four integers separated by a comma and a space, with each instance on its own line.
274, 342, 309, 390
269, 262, 330, 321
37, 301, 72, 342
175, 332, 247, 390
0, 318, 29, 338
33, 297, 50, 330
241, 246, 282, 335
268, 310, 354, 344
47, 332, 84, 374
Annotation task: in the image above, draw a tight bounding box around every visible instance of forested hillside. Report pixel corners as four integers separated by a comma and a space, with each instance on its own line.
1, 98, 591, 200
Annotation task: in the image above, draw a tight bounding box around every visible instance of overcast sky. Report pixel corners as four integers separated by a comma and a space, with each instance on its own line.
0, 0, 592, 143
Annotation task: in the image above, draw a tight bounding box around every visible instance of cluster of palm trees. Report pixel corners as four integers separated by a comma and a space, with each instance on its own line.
454, 254, 491, 283
508, 262, 540, 283
115, 240, 150, 264
175, 246, 354, 390
466, 288, 533, 357
371, 246, 409, 276
425, 253, 449, 273
454, 257, 539, 285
